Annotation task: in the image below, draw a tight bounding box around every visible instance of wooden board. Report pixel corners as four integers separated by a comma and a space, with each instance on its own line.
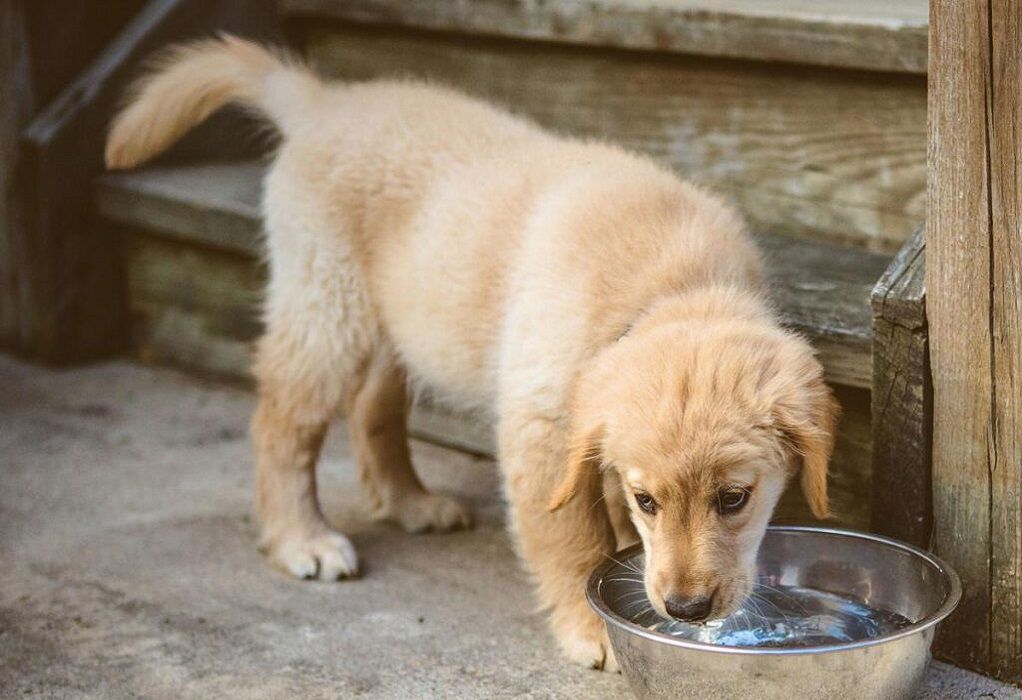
928, 0, 1022, 679
281, 0, 928, 75
97, 161, 264, 256
97, 162, 887, 389
120, 227, 871, 528
870, 227, 929, 547
298, 23, 926, 254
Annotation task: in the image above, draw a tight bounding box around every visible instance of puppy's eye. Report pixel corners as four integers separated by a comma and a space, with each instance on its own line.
716, 487, 751, 515
634, 492, 657, 515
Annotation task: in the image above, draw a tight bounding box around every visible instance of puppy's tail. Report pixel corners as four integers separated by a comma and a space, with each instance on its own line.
106, 34, 320, 170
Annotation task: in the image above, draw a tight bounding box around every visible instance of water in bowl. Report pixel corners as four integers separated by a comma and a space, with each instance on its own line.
627, 585, 914, 648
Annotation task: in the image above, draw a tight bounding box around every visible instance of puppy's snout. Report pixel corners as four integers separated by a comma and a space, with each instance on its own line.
664, 594, 713, 622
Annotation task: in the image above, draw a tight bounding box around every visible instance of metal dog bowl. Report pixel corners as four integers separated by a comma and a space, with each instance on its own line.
587, 526, 960, 699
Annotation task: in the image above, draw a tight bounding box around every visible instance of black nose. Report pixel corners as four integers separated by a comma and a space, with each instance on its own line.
664, 595, 713, 622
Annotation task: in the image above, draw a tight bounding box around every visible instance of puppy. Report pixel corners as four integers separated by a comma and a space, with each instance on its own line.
106, 37, 837, 671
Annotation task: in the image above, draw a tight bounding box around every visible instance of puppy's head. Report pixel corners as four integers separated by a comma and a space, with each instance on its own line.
550, 294, 838, 623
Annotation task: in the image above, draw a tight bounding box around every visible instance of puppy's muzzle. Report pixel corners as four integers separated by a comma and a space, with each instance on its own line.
665, 594, 714, 622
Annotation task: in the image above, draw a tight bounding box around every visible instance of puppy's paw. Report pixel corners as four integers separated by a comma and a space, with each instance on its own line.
266, 529, 359, 581
385, 492, 473, 534
556, 617, 619, 672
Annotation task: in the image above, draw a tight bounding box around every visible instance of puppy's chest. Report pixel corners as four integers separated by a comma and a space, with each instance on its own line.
392, 325, 498, 412
374, 277, 498, 409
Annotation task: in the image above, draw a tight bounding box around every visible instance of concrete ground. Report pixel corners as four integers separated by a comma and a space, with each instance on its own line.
1, 355, 1018, 699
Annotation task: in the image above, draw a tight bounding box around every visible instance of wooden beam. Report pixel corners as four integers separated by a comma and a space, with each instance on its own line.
871, 227, 930, 547
928, 0, 1022, 679
282, 0, 929, 75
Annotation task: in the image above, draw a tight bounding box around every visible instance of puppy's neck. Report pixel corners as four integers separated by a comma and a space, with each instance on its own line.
621, 285, 775, 342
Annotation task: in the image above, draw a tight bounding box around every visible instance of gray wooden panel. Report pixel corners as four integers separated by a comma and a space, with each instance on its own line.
281, 0, 928, 75
97, 161, 885, 388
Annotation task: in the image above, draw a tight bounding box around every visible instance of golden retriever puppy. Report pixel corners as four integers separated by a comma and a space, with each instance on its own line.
106, 36, 837, 671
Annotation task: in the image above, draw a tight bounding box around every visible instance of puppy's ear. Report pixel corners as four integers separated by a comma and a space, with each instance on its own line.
550, 354, 617, 512
549, 423, 604, 512
772, 370, 840, 520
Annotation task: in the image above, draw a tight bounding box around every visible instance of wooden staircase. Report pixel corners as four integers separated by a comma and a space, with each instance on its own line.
89, 0, 930, 535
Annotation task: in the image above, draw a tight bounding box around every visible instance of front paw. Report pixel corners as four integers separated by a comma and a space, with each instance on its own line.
263, 528, 359, 581
554, 612, 619, 672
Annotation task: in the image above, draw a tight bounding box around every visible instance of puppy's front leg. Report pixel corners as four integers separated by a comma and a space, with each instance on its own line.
499, 415, 619, 671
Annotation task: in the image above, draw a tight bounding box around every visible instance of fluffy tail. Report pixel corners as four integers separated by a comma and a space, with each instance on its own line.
106, 34, 320, 170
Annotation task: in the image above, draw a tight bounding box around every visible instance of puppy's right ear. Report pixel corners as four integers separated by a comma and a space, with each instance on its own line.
548, 423, 604, 512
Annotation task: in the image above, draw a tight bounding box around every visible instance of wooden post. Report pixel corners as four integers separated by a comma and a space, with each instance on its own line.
0, 1, 34, 350
928, 0, 1022, 680
871, 227, 931, 548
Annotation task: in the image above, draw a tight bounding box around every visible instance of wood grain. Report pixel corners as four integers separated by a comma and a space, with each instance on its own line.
97, 162, 887, 388
300, 24, 926, 254
870, 227, 929, 547
281, 0, 928, 75
928, 0, 1022, 678
987, 0, 1022, 680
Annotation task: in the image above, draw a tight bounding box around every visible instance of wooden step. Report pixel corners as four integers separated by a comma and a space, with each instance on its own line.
96, 161, 880, 527
97, 161, 889, 390
280, 0, 928, 75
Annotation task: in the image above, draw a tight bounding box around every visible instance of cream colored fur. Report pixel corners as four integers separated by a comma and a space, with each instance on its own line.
106, 36, 838, 671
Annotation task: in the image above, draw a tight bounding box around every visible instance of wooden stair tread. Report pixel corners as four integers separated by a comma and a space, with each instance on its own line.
279, 0, 927, 75
96, 161, 890, 389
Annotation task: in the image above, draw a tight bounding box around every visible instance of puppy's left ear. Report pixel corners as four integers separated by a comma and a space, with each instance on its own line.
549, 422, 604, 512
773, 372, 840, 520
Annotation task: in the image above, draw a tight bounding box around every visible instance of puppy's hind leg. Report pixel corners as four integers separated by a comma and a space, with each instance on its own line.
345, 353, 472, 534
252, 211, 374, 581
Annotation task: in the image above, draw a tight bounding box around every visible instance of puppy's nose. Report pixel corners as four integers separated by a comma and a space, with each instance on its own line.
665, 595, 713, 622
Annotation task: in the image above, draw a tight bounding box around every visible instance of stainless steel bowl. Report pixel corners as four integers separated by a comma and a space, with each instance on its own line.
587, 526, 961, 700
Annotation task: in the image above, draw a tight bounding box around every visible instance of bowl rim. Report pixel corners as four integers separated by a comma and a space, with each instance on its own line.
586, 525, 962, 656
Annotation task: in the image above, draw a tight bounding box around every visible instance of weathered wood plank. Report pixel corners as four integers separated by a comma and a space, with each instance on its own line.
97, 162, 885, 389
928, 0, 1022, 679
121, 228, 871, 528
870, 227, 929, 548
98, 161, 264, 256
988, 0, 1022, 681
281, 0, 928, 75
298, 23, 925, 254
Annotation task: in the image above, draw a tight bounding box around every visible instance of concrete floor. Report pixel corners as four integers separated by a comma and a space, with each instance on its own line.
1, 355, 1018, 699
